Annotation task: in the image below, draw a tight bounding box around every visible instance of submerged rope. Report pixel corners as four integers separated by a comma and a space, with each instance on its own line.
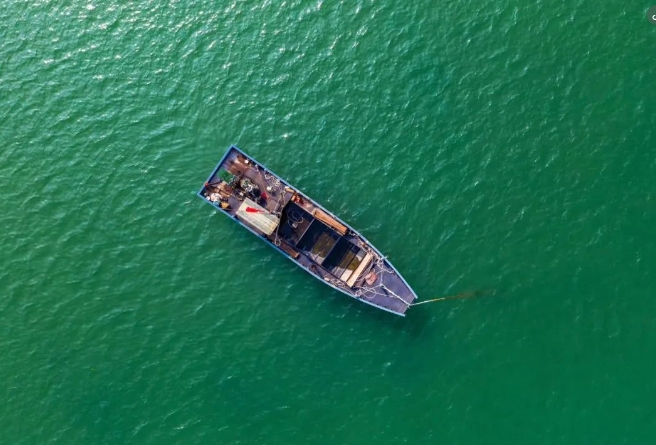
410, 290, 496, 306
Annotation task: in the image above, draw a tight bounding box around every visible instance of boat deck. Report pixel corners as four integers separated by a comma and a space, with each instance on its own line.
223, 151, 293, 215
357, 260, 415, 313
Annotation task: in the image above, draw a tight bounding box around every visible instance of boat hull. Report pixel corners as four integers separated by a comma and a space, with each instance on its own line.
198, 145, 418, 316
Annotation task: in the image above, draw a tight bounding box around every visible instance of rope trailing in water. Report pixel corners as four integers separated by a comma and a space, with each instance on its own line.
410, 290, 496, 306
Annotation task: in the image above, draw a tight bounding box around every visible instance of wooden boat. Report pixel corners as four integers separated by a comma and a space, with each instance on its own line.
197, 145, 418, 316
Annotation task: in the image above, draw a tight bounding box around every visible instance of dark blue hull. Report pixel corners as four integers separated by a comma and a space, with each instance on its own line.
198, 145, 418, 316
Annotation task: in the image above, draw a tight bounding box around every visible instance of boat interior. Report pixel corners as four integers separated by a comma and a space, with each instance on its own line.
277, 201, 371, 286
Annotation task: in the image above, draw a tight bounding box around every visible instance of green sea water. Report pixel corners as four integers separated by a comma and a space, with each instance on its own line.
2, 1, 656, 443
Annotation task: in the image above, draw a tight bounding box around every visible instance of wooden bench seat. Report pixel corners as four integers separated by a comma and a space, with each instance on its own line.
312, 209, 348, 235
346, 252, 373, 287
279, 240, 300, 259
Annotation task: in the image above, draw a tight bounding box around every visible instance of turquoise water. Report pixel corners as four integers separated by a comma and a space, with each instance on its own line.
1, 1, 655, 443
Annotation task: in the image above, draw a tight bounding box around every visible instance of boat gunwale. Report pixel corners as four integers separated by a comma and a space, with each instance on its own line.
197, 144, 418, 316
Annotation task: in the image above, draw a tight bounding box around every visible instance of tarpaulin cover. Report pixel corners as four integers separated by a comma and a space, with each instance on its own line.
236, 198, 280, 235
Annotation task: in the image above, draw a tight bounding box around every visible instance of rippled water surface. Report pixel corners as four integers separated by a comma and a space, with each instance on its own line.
1, 1, 655, 443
